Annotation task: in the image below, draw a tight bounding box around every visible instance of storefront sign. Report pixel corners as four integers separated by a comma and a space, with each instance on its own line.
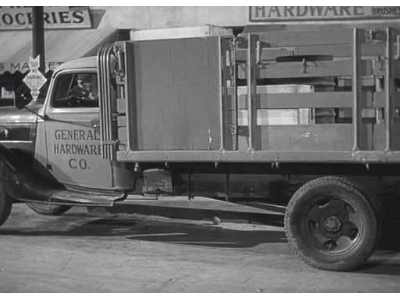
249, 6, 400, 22
0, 6, 92, 30
0, 61, 63, 73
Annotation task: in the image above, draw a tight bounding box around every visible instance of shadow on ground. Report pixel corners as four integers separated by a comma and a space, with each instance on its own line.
2, 205, 400, 274
0, 216, 287, 249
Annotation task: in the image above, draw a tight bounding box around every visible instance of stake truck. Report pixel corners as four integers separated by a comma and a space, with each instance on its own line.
1, 25, 400, 271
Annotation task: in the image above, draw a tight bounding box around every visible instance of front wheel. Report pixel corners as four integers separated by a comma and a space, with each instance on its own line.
284, 176, 380, 271
0, 180, 12, 226
27, 203, 71, 216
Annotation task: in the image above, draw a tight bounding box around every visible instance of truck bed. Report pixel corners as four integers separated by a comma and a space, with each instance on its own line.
99, 26, 400, 164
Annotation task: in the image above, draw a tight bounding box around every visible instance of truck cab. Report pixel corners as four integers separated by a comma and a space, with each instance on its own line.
0, 57, 134, 216
35, 57, 133, 191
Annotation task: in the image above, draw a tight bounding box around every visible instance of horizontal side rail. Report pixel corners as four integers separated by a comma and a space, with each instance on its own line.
237, 92, 354, 109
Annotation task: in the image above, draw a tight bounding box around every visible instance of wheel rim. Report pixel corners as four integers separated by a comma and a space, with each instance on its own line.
303, 197, 363, 254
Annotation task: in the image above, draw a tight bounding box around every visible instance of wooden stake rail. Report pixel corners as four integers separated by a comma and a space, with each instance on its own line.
241, 27, 400, 156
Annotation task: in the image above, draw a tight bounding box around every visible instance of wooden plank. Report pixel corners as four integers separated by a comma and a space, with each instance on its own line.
259, 124, 353, 151
236, 43, 386, 62
238, 92, 353, 109
240, 28, 357, 47
238, 59, 372, 79
338, 77, 377, 87
115, 147, 400, 163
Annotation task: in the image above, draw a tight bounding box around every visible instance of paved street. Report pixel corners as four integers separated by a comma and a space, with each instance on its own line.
0, 203, 400, 293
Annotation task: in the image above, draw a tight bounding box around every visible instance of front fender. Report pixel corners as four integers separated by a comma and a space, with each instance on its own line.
0, 144, 64, 202
0, 143, 18, 173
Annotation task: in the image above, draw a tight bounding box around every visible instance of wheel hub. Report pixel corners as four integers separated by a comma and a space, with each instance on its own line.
323, 215, 342, 233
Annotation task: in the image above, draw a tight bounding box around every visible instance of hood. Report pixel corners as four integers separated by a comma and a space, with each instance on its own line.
0, 103, 42, 147
0, 103, 42, 125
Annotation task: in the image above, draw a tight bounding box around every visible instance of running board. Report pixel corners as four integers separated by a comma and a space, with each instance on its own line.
98, 195, 284, 226
49, 189, 125, 207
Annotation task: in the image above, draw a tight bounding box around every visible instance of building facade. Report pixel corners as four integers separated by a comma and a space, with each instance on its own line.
1, 6, 400, 106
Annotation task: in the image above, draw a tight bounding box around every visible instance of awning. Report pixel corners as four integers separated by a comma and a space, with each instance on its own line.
0, 27, 120, 74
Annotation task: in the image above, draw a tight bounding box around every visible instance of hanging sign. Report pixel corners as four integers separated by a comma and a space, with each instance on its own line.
250, 6, 400, 22
23, 56, 47, 101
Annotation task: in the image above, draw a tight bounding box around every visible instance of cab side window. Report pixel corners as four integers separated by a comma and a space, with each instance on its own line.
52, 73, 98, 108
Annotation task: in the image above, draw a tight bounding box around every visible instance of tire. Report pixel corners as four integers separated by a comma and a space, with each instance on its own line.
284, 176, 380, 271
27, 203, 71, 216
0, 180, 12, 226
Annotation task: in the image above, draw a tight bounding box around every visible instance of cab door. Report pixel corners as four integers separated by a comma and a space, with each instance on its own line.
44, 70, 115, 189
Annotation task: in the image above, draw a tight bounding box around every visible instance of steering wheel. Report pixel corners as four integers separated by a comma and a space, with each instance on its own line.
67, 95, 81, 107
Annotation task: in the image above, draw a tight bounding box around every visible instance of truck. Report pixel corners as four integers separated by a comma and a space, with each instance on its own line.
1, 24, 400, 272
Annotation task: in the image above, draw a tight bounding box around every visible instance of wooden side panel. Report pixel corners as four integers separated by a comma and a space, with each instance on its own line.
126, 37, 222, 151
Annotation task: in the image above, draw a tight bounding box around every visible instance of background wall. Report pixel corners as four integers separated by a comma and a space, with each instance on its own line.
91, 6, 400, 33
92, 6, 248, 30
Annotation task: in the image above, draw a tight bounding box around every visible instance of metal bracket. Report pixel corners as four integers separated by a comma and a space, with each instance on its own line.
301, 58, 307, 73
271, 159, 280, 169
256, 40, 262, 64
115, 72, 125, 85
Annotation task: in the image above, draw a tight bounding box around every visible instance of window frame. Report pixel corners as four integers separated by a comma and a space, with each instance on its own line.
47, 69, 99, 112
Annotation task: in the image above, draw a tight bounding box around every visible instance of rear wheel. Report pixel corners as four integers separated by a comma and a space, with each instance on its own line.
284, 176, 380, 271
0, 180, 12, 226
27, 203, 71, 216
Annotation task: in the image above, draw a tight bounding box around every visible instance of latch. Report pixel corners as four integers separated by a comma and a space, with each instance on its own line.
229, 124, 237, 135
115, 71, 125, 85
114, 45, 125, 84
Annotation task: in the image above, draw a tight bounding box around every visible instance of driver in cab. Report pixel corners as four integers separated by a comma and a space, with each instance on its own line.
69, 75, 97, 107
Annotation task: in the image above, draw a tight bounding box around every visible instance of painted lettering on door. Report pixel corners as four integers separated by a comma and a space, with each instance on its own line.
53, 129, 101, 170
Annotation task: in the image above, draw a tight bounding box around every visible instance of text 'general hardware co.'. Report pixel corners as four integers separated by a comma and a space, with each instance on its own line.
53, 129, 102, 156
